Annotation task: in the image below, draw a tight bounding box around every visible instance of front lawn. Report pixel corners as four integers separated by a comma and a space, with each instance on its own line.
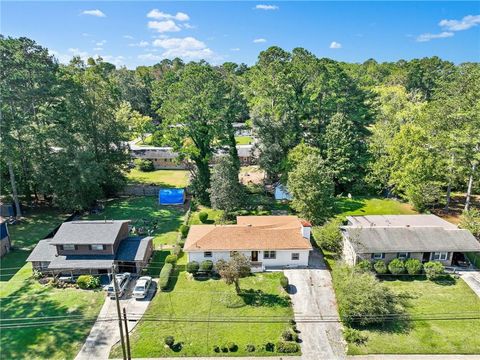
0, 278, 105, 360
126, 169, 189, 188
110, 271, 296, 357
334, 196, 416, 216
347, 277, 480, 355
85, 197, 185, 247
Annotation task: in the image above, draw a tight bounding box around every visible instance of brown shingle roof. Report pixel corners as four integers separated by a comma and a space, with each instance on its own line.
184, 216, 312, 251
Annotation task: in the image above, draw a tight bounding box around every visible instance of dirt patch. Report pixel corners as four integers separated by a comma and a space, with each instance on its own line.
433, 193, 480, 225
239, 166, 265, 186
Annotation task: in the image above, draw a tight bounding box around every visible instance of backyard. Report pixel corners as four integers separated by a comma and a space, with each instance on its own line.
347, 276, 480, 354
110, 271, 296, 357
85, 196, 185, 247
334, 196, 416, 217
235, 136, 254, 145
126, 169, 189, 188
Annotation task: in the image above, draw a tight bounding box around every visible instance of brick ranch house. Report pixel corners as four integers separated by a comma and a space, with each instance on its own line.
341, 215, 480, 266
184, 216, 313, 271
27, 220, 153, 276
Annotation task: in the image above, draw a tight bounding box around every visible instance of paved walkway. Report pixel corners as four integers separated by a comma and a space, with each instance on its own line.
284, 250, 346, 360
459, 270, 480, 297
75, 280, 156, 360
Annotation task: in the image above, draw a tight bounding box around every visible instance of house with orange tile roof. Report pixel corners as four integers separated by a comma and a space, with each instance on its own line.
184, 215, 313, 271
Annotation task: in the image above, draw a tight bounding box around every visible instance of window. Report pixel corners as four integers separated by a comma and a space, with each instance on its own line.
397, 252, 409, 260
291, 253, 300, 261
90, 244, 105, 251
264, 251, 276, 259
204, 251, 212, 258
432, 252, 448, 261
372, 253, 384, 260
62, 244, 76, 251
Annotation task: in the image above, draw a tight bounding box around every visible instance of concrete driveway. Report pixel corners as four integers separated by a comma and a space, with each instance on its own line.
75, 278, 157, 360
284, 250, 346, 360
458, 270, 480, 298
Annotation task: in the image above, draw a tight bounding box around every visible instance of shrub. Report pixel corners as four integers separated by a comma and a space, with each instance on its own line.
280, 275, 289, 290
179, 224, 190, 238
198, 211, 208, 223
405, 258, 423, 275
356, 260, 372, 272
165, 254, 177, 264
173, 245, 181, 256
264, 342, 275, 352
245, 344, 255, 352
373, 260, 387, 274
314, 218, 343, 253
186, 261, 200, 274
289, 319, 296, 325
164, 336, 175, 348
276, 341, 300, 353
77, 275, 100, 289
344, 328, 368, 345
213, 345, 220, 353
200, 260, 214, 273
388, 259, 405, 275
221, 344, 229, 353
282, 330, 293, 341
159, 263, 173, 290
228, 342, 238, 352
33, 270, 44, 280
177, 239, 185, 248
424, 261, 444, 280
134, 158, 154, 172
291, 332, 299, 342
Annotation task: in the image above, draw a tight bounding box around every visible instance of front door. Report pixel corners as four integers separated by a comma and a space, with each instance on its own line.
251, 251, 258, 262
422, 252, 431, 263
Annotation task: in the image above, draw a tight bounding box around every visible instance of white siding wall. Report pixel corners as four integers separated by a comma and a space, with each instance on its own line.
187, 249, 310, 268
342, 236, 357, 266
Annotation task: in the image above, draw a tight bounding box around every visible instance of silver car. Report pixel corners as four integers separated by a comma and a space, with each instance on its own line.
106, 273, 131, 298
132, 276, 152, 300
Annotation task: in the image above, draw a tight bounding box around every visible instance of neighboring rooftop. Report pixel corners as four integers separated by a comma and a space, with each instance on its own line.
346, 214, 458, 229
49, 220, 129, 245
185, 216, 312, 251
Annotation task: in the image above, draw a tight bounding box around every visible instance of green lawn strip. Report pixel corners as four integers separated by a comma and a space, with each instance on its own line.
126, 169, 189, 188
235, 136, 254, 145
347, 277, 480, 355
0, 278, 105, 360
84, 197, 185, 246
334, 196, 416, 217
110, 272, 295, 357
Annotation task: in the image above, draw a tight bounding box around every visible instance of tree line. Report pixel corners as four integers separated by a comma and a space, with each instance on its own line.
1, 36, 478, 220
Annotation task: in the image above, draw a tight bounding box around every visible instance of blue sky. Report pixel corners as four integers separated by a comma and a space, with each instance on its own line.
2, 1, 479, 68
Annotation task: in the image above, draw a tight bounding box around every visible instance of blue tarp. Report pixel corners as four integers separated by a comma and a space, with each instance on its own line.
159, 188, 185, 205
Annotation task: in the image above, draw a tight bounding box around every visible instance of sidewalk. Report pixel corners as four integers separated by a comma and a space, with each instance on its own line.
459, 270, 480, 297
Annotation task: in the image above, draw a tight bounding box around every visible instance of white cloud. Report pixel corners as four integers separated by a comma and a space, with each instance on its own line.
102, 55, 125, 66
416, 31, 454, 42
95, 40, 107, 46
93, 47, 103, 51
129, 41, 149, 47
183, 23, 195, 29
152, 36, 214, 59
81, 9, 106, 18
147, 9, 190, 21
148, 20, 181, 33
82, 33, 91, 37
138, 53, 163, 61
439, 15, 480, 31
255, 4, 279, 10
253, 38, 267, 43
329, 41, 342, 49
68, 48, 89, 58
123, 35, 134, 39
231, 48, 240, 51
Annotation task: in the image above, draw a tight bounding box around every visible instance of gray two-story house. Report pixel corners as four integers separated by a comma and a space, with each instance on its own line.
27, 220, 153, 275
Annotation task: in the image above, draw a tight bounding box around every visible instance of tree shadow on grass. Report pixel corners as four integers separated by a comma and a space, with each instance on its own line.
240, 289, 290, 307
146, 250, 170, 276
334, 198, 365, 215
0, 281, 96, 360
432, 275, 457, 286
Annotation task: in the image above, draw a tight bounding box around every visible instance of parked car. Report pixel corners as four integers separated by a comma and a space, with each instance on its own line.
132, 276, 152, 300
106, 273, 131, 298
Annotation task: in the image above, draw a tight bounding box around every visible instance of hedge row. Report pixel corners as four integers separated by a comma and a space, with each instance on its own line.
159, 263, 173, 290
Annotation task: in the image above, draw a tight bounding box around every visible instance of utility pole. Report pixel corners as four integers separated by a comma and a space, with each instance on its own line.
112, 267, 127, 360
123, 307, 132, 360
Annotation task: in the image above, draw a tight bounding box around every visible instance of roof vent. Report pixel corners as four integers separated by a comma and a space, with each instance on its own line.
406, 224, 410, 227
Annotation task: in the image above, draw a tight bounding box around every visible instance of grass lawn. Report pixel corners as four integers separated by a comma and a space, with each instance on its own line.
348, 277, 480, 355
110, 271, 295, 358
84, 197, 185, 247
235, 136, 254, 145
334, 196, 416, 217
126, 169, 189, 188
188, 206, 225, 225
0, 278, 105, 360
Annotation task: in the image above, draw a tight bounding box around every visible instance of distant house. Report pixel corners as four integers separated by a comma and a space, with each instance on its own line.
184, 216, 312, 271
0, 218, 11, 258
341, 215, 480, 266
274, 183, 292, 201
27, 220, 153, 275
130, 146, 187, 170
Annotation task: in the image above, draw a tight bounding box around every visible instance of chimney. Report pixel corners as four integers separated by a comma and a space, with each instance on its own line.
300, 220, 312, 239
